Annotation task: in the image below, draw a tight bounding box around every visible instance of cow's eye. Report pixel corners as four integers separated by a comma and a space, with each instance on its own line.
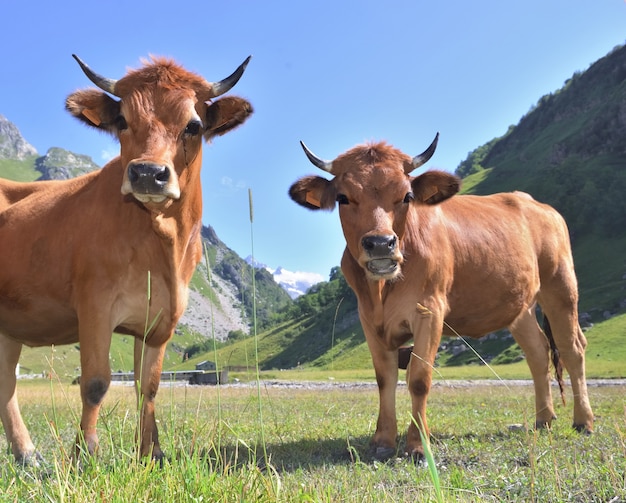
403, 192, 415, 203
115, 115, 128, 131
184, 120, 203, 136
336, 194, 349, 205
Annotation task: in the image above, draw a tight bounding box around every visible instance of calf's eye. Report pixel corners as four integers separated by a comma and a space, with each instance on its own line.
336, 194, 349, 205
115, 115, 128, 131
184, 120, 203, 136
403, 192, 415, 203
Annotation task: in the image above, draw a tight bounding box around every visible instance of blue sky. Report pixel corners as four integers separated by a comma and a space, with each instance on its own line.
1, 1, 625, 280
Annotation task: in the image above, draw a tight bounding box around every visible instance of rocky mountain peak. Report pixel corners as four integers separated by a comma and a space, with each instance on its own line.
0, 114, 38, 160
35, 147, 100, 180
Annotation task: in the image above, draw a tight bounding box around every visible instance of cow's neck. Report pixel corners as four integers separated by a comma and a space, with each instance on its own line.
151, 189, 203, 287
343, 250, 391, 339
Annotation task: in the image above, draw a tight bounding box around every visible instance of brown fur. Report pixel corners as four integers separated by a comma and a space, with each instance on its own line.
290, 141, 594, 460
0, 57, 253, 464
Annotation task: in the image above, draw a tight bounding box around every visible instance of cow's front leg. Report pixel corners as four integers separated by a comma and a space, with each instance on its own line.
134, 338, 166, 461
364, 329, 399, 459
405, 306, 443, 460
77, 316, 113, 458
0, 334, 38, 464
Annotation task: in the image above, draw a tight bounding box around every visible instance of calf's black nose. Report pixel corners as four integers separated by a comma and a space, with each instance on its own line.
361, 235, 397, 257
127, 163, 170, 193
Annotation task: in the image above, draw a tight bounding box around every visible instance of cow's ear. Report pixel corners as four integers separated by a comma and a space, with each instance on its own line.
411, 170, 461, 204
289, 175, 335, 210
203, 96, 253, 141
65, 89, 120, 135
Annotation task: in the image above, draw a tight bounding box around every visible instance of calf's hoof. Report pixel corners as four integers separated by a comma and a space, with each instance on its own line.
15, 450, 44, 467
404, 445, 427, 465
373, 445, 396, 460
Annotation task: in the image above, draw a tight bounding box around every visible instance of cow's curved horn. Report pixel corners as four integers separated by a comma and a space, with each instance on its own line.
300, 141, 333, 174
209, 56, 252, 98
409, 132, 440, 173
72, 54, 119, 96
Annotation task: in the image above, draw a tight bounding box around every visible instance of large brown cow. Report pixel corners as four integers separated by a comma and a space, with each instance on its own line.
0, 55, 253, 464
289, 134, 594, 460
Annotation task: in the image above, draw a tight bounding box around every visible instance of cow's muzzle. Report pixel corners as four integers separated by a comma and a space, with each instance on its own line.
122, 162, 180, 204
361, 234, 401, 277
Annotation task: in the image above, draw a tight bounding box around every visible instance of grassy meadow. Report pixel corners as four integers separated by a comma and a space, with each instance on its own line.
1, 372, 624, 502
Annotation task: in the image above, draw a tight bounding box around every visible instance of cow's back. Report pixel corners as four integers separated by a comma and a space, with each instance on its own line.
403, 191, 573, 337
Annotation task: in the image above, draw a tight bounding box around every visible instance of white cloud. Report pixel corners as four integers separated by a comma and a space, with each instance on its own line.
220, 176, 246, 190
101, 149, 117, 163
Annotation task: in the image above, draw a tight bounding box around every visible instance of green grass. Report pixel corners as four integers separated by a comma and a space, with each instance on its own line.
0, 156, 40, 182
0, 380, 624, 502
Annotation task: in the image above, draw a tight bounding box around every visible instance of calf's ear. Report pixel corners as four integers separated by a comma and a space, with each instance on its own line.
412, 170, 461, 204
289, 175, 335, 210
203, 96, 254, 141
65, 90, 121, 135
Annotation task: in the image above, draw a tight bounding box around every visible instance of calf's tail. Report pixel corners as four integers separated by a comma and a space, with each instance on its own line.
543, 316, 566, 405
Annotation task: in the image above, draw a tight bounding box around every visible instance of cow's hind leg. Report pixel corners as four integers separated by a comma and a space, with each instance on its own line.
509, 308, 556, 428
134, 338, 166, 462
0, 334, 38, 464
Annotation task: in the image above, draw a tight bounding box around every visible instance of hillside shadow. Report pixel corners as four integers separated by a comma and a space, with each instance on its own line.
262, 308, 362, 370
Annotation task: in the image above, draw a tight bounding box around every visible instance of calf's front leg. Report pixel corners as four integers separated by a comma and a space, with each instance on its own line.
364, 328, 399, 459
405, 307, 443, 460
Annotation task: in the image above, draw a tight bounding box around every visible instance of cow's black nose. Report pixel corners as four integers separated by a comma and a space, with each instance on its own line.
127, 163, 170, 192
362, 235, 397, 257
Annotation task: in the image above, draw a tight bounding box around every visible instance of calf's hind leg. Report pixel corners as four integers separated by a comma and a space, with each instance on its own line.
509, 308, 556, 428
0, 334, 37, 463
538, 305, 593, 433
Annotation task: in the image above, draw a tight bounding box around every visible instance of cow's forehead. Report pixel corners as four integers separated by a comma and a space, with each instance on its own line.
339, 166, 411, 196
114, 57, 210, 98
332, 142, 413, 176
121, 87, 199, 125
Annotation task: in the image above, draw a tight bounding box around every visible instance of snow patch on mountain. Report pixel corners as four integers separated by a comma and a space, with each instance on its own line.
246, 256, 325, 298
270, 266, 325, 299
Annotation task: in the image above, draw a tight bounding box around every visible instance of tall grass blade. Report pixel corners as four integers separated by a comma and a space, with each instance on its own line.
203, 241, 223, 452
330, 297, 344, 372
410, 412, 444, 503
248, 189, 268, 464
